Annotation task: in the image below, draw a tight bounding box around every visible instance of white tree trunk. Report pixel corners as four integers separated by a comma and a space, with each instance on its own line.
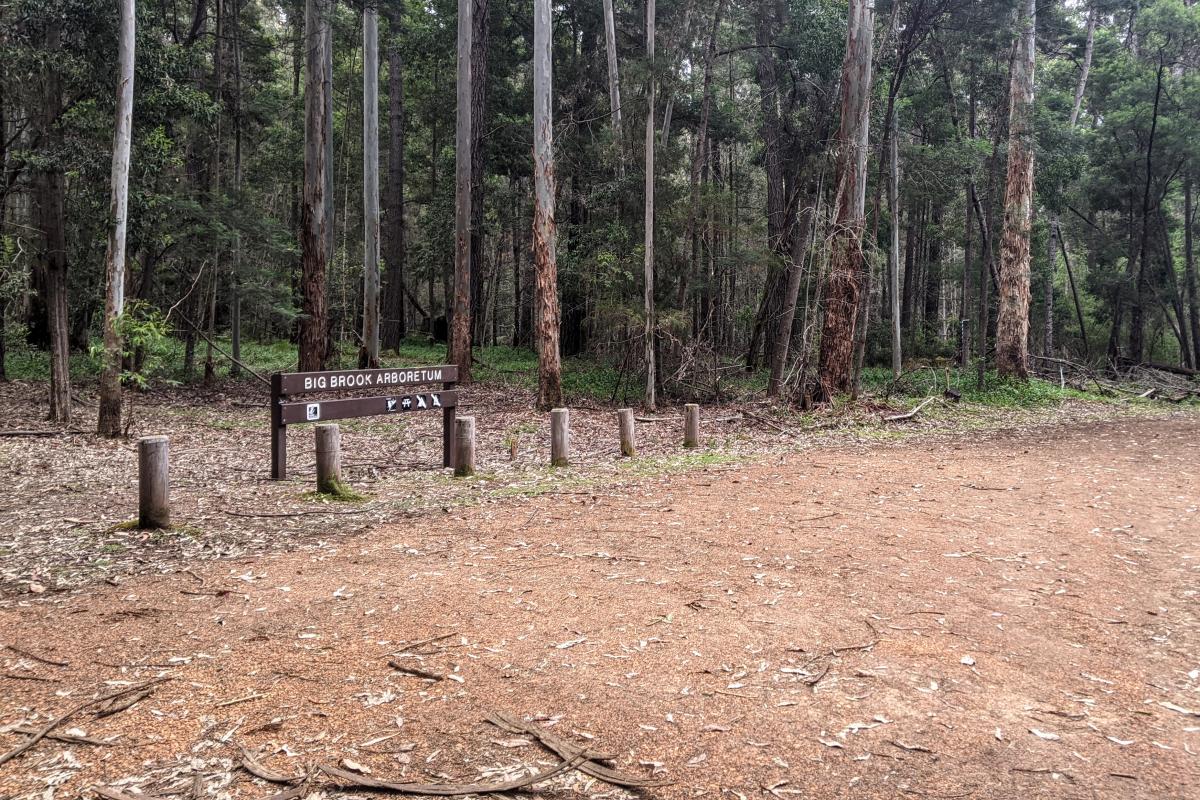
98, 0, 136, 437
532, 0, 562, 409
643, 0, 657, 411
361, 4, 381, 368
602, 0, 624, 176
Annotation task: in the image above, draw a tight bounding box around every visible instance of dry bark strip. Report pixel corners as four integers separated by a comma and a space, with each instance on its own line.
0, 677, 169, 768
3, 724, 115, 746
486, 711, 669, 788
91, 788, 169, 800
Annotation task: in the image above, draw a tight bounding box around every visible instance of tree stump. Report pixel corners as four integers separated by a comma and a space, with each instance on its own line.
550, 408, 570, 466
138, 436, 170, 529
617, 408, 636, 457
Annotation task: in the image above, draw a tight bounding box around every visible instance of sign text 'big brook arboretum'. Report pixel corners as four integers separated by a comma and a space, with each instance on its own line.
270, 365, 458, 480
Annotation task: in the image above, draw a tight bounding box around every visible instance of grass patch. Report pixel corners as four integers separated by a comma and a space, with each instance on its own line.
305, 478, 368, 503
859, 364, 1113, 408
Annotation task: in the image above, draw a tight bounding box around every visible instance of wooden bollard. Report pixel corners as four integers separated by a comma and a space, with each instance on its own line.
138, 435, 170, 529
550, 408, 570, 467
454, 416, 476, 477
684, 403, 700, 448
315, 423, 342, 493
617, 408, 636, 457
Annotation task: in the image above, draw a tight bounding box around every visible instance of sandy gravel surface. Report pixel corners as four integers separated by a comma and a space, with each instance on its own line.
2, 414, 1198, 799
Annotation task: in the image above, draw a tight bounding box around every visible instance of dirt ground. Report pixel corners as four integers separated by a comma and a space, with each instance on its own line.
2, 412, 1199, 799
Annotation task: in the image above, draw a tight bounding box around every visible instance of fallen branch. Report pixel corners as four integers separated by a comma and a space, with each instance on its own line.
486, 711, 668, 788
94, 688, 153, 718
0, 430, 63, 438
883, 396, 937, 423
220, 507, 369, 519
0, 677, 169, 767
1, 724, 113, 746
317, 752, 586, 796
3, 643, 69, 667
387, 660, 444, 681
741, 410, 793, 435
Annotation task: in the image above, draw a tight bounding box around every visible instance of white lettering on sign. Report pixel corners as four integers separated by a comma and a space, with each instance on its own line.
300, 368, 445, 392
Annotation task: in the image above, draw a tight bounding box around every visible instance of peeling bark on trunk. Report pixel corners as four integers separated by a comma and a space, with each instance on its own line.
360, 5, 381, 368
1185, 176, 1200, 368
381, 9, 407, 350
815, 0, 874, 400
450, 0, 474, 381
299, 0, 331, 372
469, 0, 489, 346
643, 0, 657, 411
37, 22, 71, 424
995, 0, 1037, 380
532, 0, 562, 410
602, 0, 624, 176
98, 0, 136, 437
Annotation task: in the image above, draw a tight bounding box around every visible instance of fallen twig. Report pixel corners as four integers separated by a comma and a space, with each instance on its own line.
486, 711, 668, 788
3, 643, 70, 667
0, 677, 169, 767
883, 396, 937, 423
215, 691, 269, 708
94, 689, 153, 718
387, 660, 444, 681
1, 724, 113, 746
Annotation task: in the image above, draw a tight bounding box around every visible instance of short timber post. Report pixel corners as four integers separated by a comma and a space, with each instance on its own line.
138, 436, 170, 529
270, 372, 286, 480
550, 408, 570, 467
315, 424, 342, 493
454, 416, 475, 477
617, 408, 636, 457
443, 377, 457, 468
684, 404, 700, 448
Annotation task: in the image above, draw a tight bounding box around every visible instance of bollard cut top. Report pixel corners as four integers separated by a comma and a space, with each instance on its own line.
139, 435, 169, 444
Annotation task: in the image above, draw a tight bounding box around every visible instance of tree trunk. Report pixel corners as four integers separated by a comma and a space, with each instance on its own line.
469, 0, 489, 346
532, 0, 562, 409
643, 0, 657, 411
1128, 58, 1165, 364
1185, 176, 1200, 368
450, 0, 473, 381
1070, 3, 1096, 128
815, 0, 874, 400
602, 0, 624, 176
381, 10, 407, 351
37, 22, 71, 424
230, 0, 243, 376
360, 4, 381, 368
98, 0, 136, 437
889, 109, 902, 378
299, 0, 331, 371
767, 185, 814, 397
995, 0, 1037, 380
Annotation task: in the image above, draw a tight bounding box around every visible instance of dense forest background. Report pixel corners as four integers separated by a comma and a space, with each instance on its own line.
2, 0, 1198, 425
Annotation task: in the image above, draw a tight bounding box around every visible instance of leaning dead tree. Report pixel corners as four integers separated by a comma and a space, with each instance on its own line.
816, 0, 875, 400
532, 0, 562, 409
98, 0, 136, 437
996, 0, 1037, 379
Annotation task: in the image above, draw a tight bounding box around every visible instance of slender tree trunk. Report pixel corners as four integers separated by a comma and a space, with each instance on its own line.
230, 0, 243, 376
1128, 58, 1165, 364
450, 0, 473, 381
1185, 176, 1200, 367
889, 110, 902, 378
382, 10, 407, 350
995, 0, 1037, 379
469, 0, 489, 345
602, 0, 624, 176
643, 0, 657, 410
360, 4, 381, 368
1044, 218, 1056, 357
38, 22, 71, 423
98, 0, 136, 437
532, 0, 562, 409
1070, 3, 1096, 128
204, 0, 223, 384
815, 0, 874, 399
299, 0, 332, 371
767, 186, 815, 396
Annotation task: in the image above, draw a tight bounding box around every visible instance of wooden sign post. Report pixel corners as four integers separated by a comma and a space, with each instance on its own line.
270, 365, 458, 480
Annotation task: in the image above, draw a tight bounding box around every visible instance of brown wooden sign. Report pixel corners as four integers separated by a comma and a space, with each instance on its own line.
270, 365, 458, 480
